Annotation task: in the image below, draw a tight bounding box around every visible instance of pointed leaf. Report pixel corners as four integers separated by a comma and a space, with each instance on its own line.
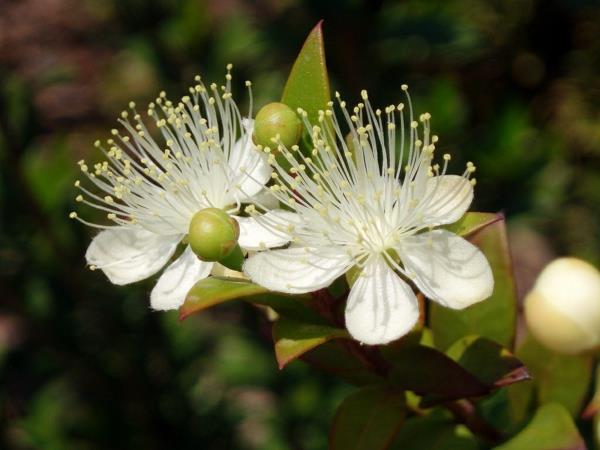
386, 344, 489, 406
179, 277, 316, 321
512, 335, 593, 417
330, 385, 406, 450
582, 362, 600, 419
430, 217, 517, 350
391, 412, 478, 450
302, 341, 382, 386
281, 21, 331, 124
446, 336, 530, 388
492, 403, 586, 450
443, 212, 503, 237
273, 318, 348, 369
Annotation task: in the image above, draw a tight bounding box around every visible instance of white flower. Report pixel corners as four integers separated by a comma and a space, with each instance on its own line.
244, 87, 494, 345
525, 257, 600, 354
71, 68, 292, 311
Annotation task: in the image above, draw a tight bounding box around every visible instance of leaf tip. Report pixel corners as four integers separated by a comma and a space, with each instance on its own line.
581, 398, 600, 419
178, 302, 193, 321
494, 366, 532, 388
275, 354, 289, 370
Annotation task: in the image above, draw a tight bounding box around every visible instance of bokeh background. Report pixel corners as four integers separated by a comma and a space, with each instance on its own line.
1, 0, 600, 448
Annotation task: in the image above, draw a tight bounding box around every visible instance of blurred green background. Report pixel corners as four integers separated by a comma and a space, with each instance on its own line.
1, 0, 600, 448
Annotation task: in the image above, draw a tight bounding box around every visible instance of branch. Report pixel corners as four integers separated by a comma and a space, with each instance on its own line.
445, 399, 502, 443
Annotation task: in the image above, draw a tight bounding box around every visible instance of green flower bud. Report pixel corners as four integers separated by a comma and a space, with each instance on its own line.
253, 102, 302, 148
525, 257, 600, 355
188, 208, 240, 262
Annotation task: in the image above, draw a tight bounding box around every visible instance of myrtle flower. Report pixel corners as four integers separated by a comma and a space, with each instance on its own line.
244, 87, 494, 345
70, 67, 292, 311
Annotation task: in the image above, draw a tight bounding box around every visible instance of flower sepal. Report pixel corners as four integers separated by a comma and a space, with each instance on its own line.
218, 244, 244, 272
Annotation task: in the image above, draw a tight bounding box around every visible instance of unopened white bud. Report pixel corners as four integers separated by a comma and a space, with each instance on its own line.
524, 257, 600, 355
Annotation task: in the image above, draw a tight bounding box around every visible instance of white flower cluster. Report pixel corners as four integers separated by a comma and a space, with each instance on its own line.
73, 73, 493, 345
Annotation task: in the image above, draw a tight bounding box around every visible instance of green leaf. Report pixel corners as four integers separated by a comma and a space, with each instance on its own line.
581, 364, 600, 448
179, 277, 316, 321
595, 414, 600, 450
281, 21, 331, 124
443, 212, 503, 237
432, 336, 530, 429
273, 318, 348, 369
477, 388, 525, 436
512, 335, 593, 417
492, 403, 586, 450
582, 362, 600, 419
446, 336, 530, 388
179, 277, 267, 319
444, 336, 535, 431
386, 344, 489, 406
430, 217, 517, 351
301, 341, 382, 386
330, 385, 406, 450
391, 411, 478, 450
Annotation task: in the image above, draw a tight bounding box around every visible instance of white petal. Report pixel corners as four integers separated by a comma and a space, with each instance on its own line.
243, 247, 353, 294
345, 257, 419, 345
86, 227, 181, 285
247, 188, 281, 210
400, 230, 493, 309
236, 210, 300, 250
228, 122, 272, 201
150, 246, 213, 311
420, 175, 473, 226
